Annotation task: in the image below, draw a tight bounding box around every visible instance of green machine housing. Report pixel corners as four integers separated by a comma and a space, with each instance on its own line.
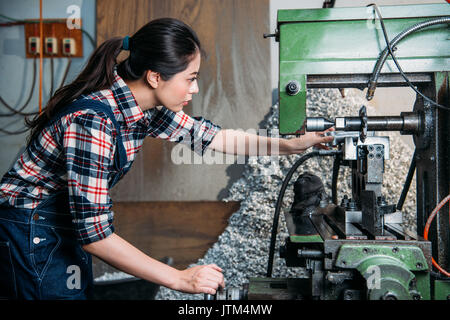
277, 3, 449, 134
252, 3, 450, 300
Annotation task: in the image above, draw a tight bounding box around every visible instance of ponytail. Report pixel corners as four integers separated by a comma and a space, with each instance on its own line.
26, 37, 122, 144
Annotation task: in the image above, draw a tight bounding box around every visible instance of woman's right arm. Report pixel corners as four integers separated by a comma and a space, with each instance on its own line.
83, 233, 225, 295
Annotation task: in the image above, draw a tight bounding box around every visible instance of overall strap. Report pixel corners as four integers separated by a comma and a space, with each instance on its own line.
49, 98, 128, 172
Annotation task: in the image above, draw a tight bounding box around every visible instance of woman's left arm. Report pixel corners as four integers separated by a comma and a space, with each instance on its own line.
208, 128, 334, 156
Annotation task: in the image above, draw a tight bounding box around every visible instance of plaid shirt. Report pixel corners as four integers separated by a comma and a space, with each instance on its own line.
0, 70, 221, 245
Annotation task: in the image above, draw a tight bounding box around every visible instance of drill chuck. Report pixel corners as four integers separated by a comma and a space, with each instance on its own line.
305, 117, 334, 131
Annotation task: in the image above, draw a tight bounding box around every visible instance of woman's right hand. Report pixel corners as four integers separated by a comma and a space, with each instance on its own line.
173, 264, 225, 295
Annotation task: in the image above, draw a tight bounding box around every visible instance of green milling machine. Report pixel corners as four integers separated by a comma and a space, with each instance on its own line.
207, 3, 450, 301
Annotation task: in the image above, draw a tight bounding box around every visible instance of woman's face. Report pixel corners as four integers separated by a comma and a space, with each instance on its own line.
155, 51, 200, 113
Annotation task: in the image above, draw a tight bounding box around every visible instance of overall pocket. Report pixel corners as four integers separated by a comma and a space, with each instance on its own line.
0, 241, 18, 299
39, 227, 93, 299
30, 224, 61, 279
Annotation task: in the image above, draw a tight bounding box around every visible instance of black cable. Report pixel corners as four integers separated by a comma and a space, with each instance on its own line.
0, 126, 30, 135
49, 56, 54, 97
0, 57, 38, 117
396, 149, 417, 211
430, 269, 450, 281
266, 149, 341, 278
59, 57, 72, 88
0, 48, 72, 118
367, 4, 450, 111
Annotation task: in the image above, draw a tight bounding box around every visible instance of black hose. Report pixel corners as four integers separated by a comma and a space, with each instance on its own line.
430, 270, 450, 281
266, 149, 341, 278
331, 154, 341, 205
396, 149, 416, 211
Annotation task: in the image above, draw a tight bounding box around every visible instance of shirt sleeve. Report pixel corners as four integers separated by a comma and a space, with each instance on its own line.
145, 106, 221, 155
62, 110, 116, 245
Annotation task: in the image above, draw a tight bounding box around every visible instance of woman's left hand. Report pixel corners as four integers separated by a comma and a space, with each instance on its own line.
284, 127, 335, 154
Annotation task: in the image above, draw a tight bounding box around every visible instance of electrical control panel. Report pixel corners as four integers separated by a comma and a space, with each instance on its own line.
24, 19, 83, 58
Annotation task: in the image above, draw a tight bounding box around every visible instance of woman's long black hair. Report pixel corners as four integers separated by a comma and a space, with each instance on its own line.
26, 18, 201, 144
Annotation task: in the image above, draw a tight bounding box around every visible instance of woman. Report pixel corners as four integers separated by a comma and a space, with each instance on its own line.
0, 18, 332, 299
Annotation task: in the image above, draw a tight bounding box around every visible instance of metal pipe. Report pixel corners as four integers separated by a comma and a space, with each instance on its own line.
367, 16, 450, 101
329, 113, 420, 133
366, 117, 404, 131
298, 249, 324, 259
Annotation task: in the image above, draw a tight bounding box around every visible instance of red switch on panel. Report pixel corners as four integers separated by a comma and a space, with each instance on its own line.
62, 38, 76, 56
28, 37, 40, 55
45, 37, 58, 55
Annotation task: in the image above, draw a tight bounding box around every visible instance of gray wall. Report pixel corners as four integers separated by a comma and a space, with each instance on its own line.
0, 0, 96, 173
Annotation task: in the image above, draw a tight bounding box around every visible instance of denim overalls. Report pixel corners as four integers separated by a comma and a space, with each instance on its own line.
0, 99, 127, 299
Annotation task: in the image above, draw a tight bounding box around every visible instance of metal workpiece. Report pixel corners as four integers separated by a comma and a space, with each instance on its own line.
332, 113, 421, 133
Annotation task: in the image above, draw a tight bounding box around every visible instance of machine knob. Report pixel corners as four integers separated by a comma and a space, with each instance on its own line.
286, 80, 300, 96
381, 292, 398, 300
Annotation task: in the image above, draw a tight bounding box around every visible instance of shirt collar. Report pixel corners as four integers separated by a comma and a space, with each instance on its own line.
108, 68, 145, 127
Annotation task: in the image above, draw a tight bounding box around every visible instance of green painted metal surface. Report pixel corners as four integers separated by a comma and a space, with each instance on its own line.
433, 280, 450, 300
277, 4, 449, 23
335, 244, 431, 300
289, 233, 323, 243
335, 244, 428, 270
277, 4, 450, 134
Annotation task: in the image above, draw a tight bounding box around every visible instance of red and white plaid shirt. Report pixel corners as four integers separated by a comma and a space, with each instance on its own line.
0, 70, 221, 244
